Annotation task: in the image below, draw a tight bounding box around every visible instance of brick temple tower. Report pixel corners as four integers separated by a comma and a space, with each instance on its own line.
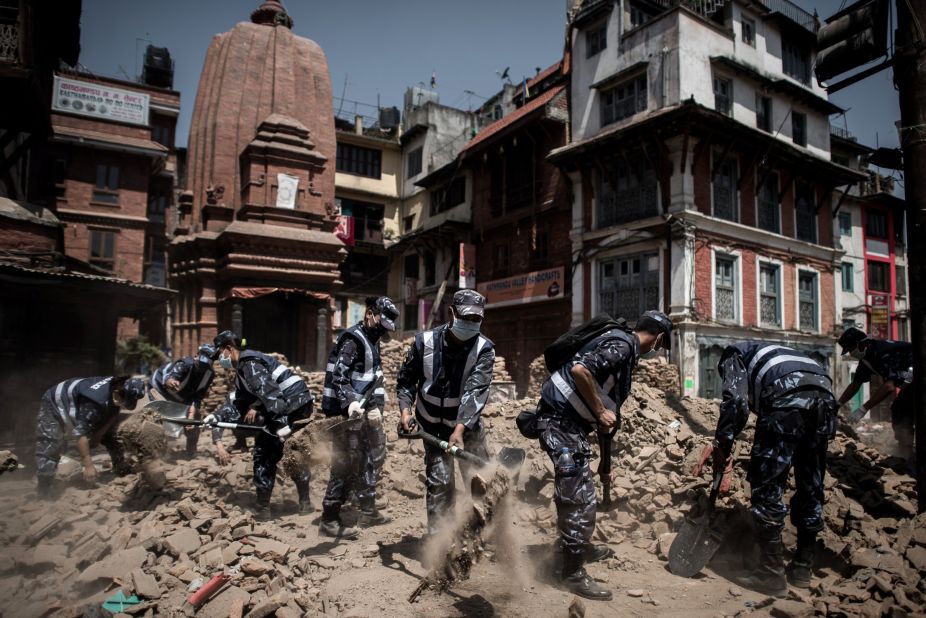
169, 0, 344, 367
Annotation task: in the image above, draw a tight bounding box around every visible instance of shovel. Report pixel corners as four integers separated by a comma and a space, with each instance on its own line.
397, 423, 526, 471
668, 466, 725, 578
146, 400, 277, 438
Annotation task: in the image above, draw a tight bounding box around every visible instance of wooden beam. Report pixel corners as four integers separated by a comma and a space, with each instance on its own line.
710, 138, 736, 183
815, 185, 835, 215
690, 131, 714, 174
831, 185, 852, 218
737, 150, 760, 192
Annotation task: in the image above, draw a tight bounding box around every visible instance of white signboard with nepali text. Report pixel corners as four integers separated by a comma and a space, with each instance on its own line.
52, 76, 150, 126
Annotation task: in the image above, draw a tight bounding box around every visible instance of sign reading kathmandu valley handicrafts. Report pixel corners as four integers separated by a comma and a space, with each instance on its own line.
52, 76, 150, 126
477, 266, 564, 308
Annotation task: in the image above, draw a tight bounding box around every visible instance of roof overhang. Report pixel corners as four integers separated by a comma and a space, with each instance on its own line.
548, 100, 866, 185
710, 56, 843, 115
460, 85, 566, 158
51, 124, 168, 159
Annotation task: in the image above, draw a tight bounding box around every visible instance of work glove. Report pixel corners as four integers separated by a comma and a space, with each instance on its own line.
347, 400, 364, 421
203, 414, 218, 426
690, 442, 714, 477
711, 441, 734, 495
276, 426, 292, 442
845, 405, 868, 425
366, 407, 383, 428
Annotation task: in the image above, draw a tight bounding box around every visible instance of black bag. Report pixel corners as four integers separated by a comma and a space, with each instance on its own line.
516, 404, 542, 439
543, 314, 628, 373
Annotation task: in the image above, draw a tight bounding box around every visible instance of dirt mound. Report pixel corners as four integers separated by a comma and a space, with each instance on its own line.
117, 407, 169, 461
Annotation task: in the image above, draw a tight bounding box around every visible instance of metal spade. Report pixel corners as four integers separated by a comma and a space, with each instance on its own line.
668, 467, 726, 578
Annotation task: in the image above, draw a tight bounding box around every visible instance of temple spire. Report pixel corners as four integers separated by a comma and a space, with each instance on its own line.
251, 0, 293, 28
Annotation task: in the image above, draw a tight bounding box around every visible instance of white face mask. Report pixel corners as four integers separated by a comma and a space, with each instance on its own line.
450, 318, 480, 341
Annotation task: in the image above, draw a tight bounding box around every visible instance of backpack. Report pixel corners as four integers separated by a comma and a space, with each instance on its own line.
543, 314, 629, 373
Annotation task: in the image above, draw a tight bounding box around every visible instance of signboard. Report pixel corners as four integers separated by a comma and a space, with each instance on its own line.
276, 173, 299, 209
459, 243, 476, 288
346, 299, 366, 326
869, 293, 890, 339
477, 266, 564, 308
52, 75, 150, 126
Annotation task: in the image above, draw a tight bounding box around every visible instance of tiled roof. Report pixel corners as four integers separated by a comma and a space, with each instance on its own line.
52, 123, 168, 157
462, 85, 564, 155
526, 61, 563, 92
0, 260, 174, 294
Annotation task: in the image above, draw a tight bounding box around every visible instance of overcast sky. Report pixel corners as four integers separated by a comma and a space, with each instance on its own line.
78, 0, 901, 163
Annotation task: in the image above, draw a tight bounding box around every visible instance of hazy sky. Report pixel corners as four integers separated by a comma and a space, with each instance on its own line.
78, 0, 901, 158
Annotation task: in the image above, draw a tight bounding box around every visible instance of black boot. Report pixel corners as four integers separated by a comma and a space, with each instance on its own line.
583, 543, 614, 563
295, 481, 312, 514
254, 488, 273, 521
561, 552, 612, 601
319, 508, 359, 539
36, 476, 55, 499
739, 524, 788, 597
787, 530, 817, 588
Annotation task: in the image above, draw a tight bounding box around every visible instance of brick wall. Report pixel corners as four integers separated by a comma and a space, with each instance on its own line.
0, 218, 57, 252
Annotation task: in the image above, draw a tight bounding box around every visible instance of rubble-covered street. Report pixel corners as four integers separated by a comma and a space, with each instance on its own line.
1, 349, 924, 617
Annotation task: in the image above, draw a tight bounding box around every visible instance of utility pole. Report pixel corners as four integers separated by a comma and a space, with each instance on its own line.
893, 0, 926, 512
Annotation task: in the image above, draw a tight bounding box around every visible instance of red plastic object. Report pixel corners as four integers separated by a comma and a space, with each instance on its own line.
187, 573, 230, 608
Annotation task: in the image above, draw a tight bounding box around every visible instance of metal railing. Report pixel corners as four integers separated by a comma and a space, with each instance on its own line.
830, 125, 856, 141
758, 0, 818, 33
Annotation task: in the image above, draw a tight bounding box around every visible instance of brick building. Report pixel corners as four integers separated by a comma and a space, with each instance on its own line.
552, 0, 865, 397
47, 66, 180, 343
169, 0, 343, 368
464, 63, 572, 391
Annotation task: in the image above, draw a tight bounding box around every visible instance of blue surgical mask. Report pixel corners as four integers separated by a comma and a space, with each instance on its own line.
219, 353, 233, 369
450, 319, 480, 341
640, 349, 658, 360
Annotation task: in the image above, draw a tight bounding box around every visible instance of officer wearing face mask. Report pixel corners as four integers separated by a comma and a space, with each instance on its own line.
205, 331, 314, 519
396, 289, 494, 535
35, 375, 145, 496
836, 326, 914, 457
318, 296, 399, 539
536, 310, 671, 601
148, 343, 217, 457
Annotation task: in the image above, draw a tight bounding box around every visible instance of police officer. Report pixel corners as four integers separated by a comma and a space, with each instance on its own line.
205, 331, 314, 520
537, 310, 671, 601
706, 342, 838, 595
35, 375, 145, 496
319, 296, 399, 539
148, 343, 216, 457
836, 326, 914, 458
396, 289, 494, 535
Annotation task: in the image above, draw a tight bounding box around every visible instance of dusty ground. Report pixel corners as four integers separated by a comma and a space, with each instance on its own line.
0, 358, 923, 617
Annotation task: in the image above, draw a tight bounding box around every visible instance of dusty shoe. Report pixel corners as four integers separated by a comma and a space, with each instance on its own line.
375, 495, 389, 510
36, 477, 58, 499
319, 518, 359, 539
112, 462, 133, 477
583, 544, 613, 563
298, 499, 313, 514
562, 567, 612, 601
359, 509, 391, 527
253, 490, 273, 521
738, 571, 788, 597
786, 562, 812, 588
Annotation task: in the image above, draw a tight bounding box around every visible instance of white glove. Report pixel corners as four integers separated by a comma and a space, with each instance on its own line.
347, 400, 364, 420
276, 426, 292, 441
203, 414, 218, 426
367, 408, 383, 428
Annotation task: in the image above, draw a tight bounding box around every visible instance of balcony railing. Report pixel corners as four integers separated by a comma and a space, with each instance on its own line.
605, 0, 817, 34
830, 125, 856, 141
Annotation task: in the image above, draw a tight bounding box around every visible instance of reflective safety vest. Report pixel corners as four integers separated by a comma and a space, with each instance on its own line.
234, 350, 307, 401
729, 342, 831, 411
414, 326, 493, 428
321, 324, 384, 415
48, 376, 112, 429
542, 329, 637, 428
151, 359, 214, 404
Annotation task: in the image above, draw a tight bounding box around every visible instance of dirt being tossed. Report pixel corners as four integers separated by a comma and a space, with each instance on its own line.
116, 407, 168, 462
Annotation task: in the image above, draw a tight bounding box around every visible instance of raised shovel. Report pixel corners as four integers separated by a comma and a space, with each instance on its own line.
146, 400, 277, 438
668, 466, 726, 578
397, 422, 526, 471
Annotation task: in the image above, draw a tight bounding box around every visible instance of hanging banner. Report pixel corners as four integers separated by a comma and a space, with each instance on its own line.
335, 215, 354, 246
459, 243, 476, 288
52, 75, 150, 126
869, 294, 890, 339
477, 266, 564, 308
276, 173, 299, 209
346, 299, 366, 326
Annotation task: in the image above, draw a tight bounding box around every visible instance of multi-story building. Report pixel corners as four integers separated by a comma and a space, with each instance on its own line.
387, 88, 478, 334
830, 127, 908, 416
463, 62, 572, 391
48, 55, 180, 343
551, 0, 865, 398
332, 111, 401, 331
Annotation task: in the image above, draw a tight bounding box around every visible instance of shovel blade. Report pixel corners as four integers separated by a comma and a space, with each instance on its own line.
668, 515, 724, 578
496, 447, 526, 471
143, 400, 190, 438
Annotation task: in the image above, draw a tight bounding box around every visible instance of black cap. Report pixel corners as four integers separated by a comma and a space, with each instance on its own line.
121, 378, 145, 408
838, 326, 868, 355
212, 330, 242, 358
372, 297, 399, 331
636, 310, 672, 350
452, 289, 486, 318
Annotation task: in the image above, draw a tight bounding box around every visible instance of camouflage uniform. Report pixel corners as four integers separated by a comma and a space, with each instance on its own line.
850, 339, 914, 456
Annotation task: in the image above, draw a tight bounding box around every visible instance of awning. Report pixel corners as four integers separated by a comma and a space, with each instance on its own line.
228, 287, 330, 301
52, 123, 169, 158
